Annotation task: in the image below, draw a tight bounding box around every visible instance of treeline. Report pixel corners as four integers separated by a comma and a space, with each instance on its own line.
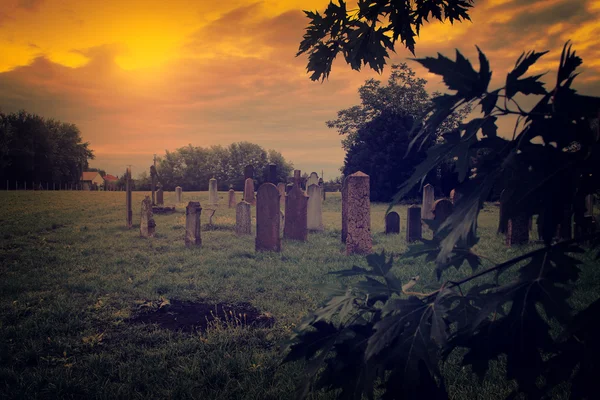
0, 110, 94, 185
133, 142, 294, 191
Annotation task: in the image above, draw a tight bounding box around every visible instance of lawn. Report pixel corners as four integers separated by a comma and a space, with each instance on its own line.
0, 190, 598, 399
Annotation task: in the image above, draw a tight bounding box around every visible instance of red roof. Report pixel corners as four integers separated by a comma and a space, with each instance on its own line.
81, 171, 100, 181
104, 174, 118, 181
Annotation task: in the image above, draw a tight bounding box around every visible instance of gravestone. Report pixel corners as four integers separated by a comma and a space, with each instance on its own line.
422, 184, 434, 220
277, 183, 286, 208
506, 213, 529, 246
285, 183, 294, 194
156, 187, 164, 205
433, 199, 453, 224
307, 184, 324, 232
293, 170, 301, 186
126, 168, 132, 229
284, 185, 308, 241
176, 186, 183, 203
244, 164, 254, 180
228, 189, 237, 208
235, 201, 251, 235
150, 165, 158, 205
268, 164, 277, 184
406, 206, 422, 242
208, 178, 218, 205
306, 172, 319, 189
255, 183, 281, 252
385, 211, 400, 234
345, 172, 372, 255
243, 178, 255, 205
140, 196, 156, 237
341, 176, 348, 243
185, 201, 202, 247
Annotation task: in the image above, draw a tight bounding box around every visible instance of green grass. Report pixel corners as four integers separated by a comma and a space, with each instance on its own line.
0, 190, 598, 399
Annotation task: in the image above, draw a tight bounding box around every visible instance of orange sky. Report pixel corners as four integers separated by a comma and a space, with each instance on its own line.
1, 0, 599, 179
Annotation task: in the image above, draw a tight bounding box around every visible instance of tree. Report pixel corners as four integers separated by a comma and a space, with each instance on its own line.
297, 0, 474, 81
332, 63, 471, 201
287, 40, 600, 400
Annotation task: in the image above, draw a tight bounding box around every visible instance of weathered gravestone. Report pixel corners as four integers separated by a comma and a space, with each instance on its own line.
208, 178, 218, 205
185, 201, 202, 247
345, 171, 372, 255
277, 183, 286, 208
228, 189, 237, 208
176, 186, 183, 203
235, 201, 251, 235
422, 184, 434, 220
506, 213, 529, 247
244, 164, 254, 180
307, 184, 324, 232
156, 187, 164, 205
433, 199, 453, 224
126, 168, 132, 229
140, 196, 156, 237
306, 172, 319, 189
268, 164, 277, 184
385, 211, 400, 234
244, 178, 255, 205
284, 185, 308, 241
255, 183, 281, 252
406, 206, 422, 242
341, 176, 348, 243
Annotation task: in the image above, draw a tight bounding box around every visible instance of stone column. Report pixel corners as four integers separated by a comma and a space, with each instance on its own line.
345, 171, 371, 255
235, 201, 252, 235
228, 189, 237, 208
385, 211, 400, 234
585, 194, 594, 217
255, 183, 281, 252
140, 196, 156, 237
125, 168, 132, 229
422, 184, 434, 220
306, 172, 319, 190
185, 201, 202, 247
406, 206, 422, 242
284, 185, 308, 241
208, 178, 218, 205
243, 178, 255, 205
307, 184, 324, 232
176, 186, 182, 203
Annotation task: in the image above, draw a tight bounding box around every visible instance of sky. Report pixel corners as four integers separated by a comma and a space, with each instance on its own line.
0, 0, 599, 179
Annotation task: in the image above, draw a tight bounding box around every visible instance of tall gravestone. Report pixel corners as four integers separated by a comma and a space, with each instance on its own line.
255, 183, 281, 252
235, 201, 251, 235
293, 170, 302, 188
244, 164, 254, 180
341, 176, 348, 243
126, 168, 132, 229
406, 206, 422, 242
385, 211, 400, 234
433, 199, 453, 224
422, 184, 434, 220
140, 196, 156, 237
284, 185, 308, 241
156, 187, 164, 205
306, 172, 319, 190
277, 183, 286, 208
345, 172, 372, 255
307, 184, 324, 232
208, 178, 218, 205
244, 178, 255, 205
228, 189, 237, 208
176, 186, 183, 203
506, 213, 529, 246
268, 164, 277, 184
185, 201, 202, 247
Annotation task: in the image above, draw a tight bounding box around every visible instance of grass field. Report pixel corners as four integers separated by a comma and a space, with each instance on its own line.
1, 190, 598, 399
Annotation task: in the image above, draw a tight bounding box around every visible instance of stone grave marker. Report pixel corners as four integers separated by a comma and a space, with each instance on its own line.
345, 171, 371, 255
244, 178, 255, 205
307, 184, 324, 232
140, 196, 156, 237
406, 206, 422, 242
244, 164, 254, 180
422, 184, 434, 220
255, 183, 281, 252
385, 211, 400, 234
284, 185, 308, 241
585, 194, 594, 216
268, 164, 277, 184
156, 187, 164, 205
506, 213, 529, 246
185, 201, 202, 247
319, 177, 326, 201
433, 199, 453, 224
228, 189, 237, 208
176, 186, 183, 203
235, 201, 252, 235
208, 178, 218, 205
277, 183, 286, 207
306, 172, 319, 189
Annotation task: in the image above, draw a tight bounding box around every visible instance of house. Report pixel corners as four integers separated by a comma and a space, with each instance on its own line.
103, 174, 119, 191
81, 171, 104, 190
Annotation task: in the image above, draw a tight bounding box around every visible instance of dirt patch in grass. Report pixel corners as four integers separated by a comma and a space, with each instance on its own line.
129, 300, 275, 333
